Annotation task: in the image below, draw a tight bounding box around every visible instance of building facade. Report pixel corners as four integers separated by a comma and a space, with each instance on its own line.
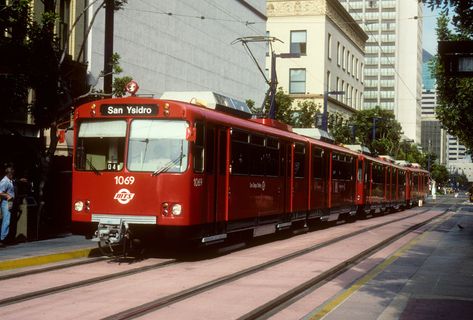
266, 0, 368, 123
339, 0, 423, 143
87, 0, 267, 105
421, 49, 470, 167
420, 49, 446, 165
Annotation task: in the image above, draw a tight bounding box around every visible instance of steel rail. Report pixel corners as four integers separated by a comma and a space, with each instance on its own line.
0, 259, 178, 307
0, 257, 107, 281
102, 204, 448, 320
238, 204, 458, 320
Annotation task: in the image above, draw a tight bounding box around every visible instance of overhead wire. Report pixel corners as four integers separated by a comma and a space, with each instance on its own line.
123, 0, 267, 92
343, 1, 421, 105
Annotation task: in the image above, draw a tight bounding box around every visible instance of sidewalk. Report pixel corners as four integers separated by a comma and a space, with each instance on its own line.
309, 197, 473, 320
0, 234, 96, 271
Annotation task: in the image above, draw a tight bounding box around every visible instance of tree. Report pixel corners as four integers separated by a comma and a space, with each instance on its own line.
423, 0, 473, 37
251, 91, 323, 128
293, 100, 320, 128
422, 1, 473, 150
430, 163, 450, 186
1, 0, 127, 237
346, 106, 403, 156
111, 53, 133, 97
251, 87, 294, 124
396, 141, 428, 167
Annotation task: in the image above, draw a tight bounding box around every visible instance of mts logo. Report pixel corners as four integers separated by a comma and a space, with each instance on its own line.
114, 188, 135, 204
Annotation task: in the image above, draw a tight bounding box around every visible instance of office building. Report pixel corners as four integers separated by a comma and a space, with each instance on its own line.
339, 0, 423, 142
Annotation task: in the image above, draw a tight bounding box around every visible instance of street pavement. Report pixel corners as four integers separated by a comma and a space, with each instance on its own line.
0, 195, 472, 320
306, 195, 473, 320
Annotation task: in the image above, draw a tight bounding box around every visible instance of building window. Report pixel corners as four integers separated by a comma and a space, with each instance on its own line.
355, 58, 359, 79
337, 42, 341, 66
327, 71, 331, 91
59, 0, 71, 51
290, 30, 307, 55
347, 50, 350, 74
289, 69, 306, 94
352, 56, 356, 75
328, 33, 332, 60
266, 31, 270, 56
342, 46, 346, 69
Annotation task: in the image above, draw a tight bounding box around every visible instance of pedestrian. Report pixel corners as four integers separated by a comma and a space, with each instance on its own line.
0, 166, 15, 247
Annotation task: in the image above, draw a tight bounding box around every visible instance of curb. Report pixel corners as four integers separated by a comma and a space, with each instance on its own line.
0, 247, 97, 271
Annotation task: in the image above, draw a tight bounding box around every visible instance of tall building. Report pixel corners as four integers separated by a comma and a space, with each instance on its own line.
447, 135, 468, 162
266, 0, 368, 123
421, 48, 471, 168
421, 49, 446, 165
88, 0, 267, 104
339, 0, 423, 143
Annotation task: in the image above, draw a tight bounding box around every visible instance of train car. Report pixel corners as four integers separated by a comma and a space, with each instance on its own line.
357, 155, 409, 214
406, 164, 429, 207
71, 86, 428, 251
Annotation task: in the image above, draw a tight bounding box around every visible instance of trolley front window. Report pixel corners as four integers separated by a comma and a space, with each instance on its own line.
75, 120, 126, 172
127, 120, 189, 173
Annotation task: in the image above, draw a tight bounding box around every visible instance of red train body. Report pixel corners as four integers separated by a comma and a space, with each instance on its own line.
71, 95, 429, 245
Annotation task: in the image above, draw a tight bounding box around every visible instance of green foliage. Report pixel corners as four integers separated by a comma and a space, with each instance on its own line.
330, 120, 352, 145
110, 53, 133, 97
255, 87, 294, 123
253, 90, 322, 128
346, 106, 402, 156
294, 100, 320, 128
423, 0, 473, 37
430, 163, 450, 186
245, 99, 255, 110
396, 141, 428, 167
113, 76, 133, 97
423, 6, 473, 150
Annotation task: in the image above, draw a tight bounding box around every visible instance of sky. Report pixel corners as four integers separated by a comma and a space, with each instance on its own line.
422, 3, 442, 54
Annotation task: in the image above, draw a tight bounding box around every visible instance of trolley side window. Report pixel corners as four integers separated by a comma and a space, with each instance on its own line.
205, 127, 215, 173
312, 147, 324, 179
127, 120, 189, 173
294, 143, 306, 178
231, 130, 250, 175
193, 121, 204, 173
76, 120, 126, 171
265, 137, 280, 177
332, 153, 353, 180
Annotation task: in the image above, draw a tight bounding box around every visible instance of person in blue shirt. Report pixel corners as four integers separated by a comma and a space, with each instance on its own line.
0, 166, 15, 247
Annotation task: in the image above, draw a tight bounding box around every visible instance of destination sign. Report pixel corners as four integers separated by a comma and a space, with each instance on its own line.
100, 104, 158, 116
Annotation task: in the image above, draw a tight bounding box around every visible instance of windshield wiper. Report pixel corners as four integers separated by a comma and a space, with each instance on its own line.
152, 154, 186, 176
86, 157, 101, 175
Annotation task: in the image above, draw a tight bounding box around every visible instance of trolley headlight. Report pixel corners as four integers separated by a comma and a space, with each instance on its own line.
74, 201, 84, 212
172, 204, 182, 216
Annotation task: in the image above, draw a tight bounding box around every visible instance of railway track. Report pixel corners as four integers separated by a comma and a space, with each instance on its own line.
0, 202, 455, 319
0, 258, 178, 307
101, 204, 455, 320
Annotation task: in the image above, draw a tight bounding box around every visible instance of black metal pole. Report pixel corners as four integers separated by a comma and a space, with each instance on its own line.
104, 0, 114, 94
268, 53, 277, 119
322, 91, 328, 131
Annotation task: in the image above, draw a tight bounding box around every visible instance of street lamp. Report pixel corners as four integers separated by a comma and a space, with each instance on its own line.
267, 52, 301, 119
322, 90, 344, 131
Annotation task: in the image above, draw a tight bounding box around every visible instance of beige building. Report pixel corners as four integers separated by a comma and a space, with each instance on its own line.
266, 0, 368, 125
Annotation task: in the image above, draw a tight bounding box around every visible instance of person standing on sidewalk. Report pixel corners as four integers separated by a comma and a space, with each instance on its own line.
0, 166, 15, 247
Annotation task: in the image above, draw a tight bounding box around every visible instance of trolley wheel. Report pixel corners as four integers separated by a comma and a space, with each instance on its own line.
98, 240, 124, 257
